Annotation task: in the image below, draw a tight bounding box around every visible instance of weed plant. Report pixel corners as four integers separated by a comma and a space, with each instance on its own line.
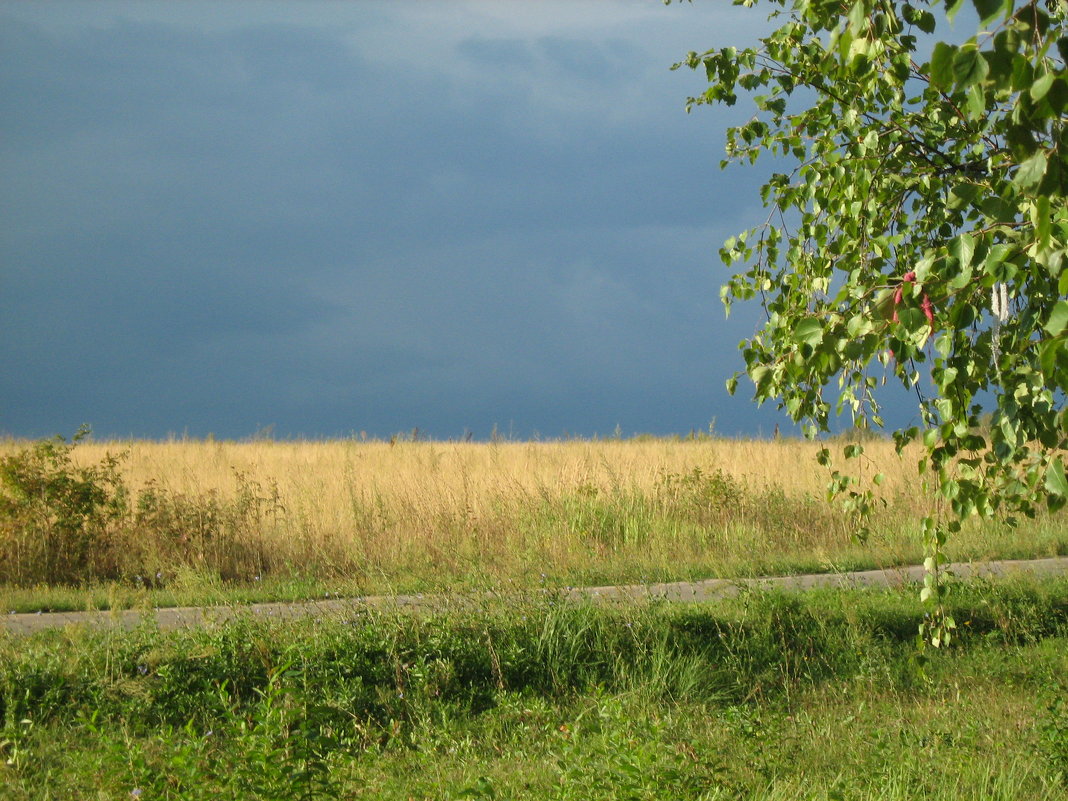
0, 576, 1065, 799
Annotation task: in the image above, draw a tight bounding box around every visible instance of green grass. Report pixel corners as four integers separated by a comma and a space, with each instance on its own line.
2, 575, 1066, 799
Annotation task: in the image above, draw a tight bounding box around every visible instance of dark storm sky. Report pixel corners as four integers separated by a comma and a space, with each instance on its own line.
1, 1, 914, 440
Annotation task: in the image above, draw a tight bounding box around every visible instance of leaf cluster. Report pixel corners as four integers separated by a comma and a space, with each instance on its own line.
680, 0, 1067, 517
679, 0, 1067, 642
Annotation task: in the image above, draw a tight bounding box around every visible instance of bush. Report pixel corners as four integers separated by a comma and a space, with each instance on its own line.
0, 426, 127, 584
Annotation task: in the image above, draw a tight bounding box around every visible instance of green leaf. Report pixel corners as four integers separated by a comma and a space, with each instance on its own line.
952, 234, 975, 270
847, 315, 873, 337
965, 83, 986, 119
1046, 77, 1068, 115
1044, 301, 1068, 337
971, 0, 1005, 24
1045, 457, 1068, 498
1034, 195, 1052, 250
930, 42, 956, 89
937, 366, 958, 388
1010, 56, 1035, 94
948, 183, 980, 209
1031, 72, 1056, 102
914, 254, 936, 282
952, 45, 989, 89
897, 307, 932, 346
750, 365, 771, 392
947, 261, 973, 290
794, 318, 823, 348
1039, 339, 1062, 378
847, 1, 866, 35
980, 195, 1017, 223
1015, 151, 1048, 189
984, 243, 1015, 270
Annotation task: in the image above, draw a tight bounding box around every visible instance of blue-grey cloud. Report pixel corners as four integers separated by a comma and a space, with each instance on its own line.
0, 2, 821, 440
456, 36, 535, 69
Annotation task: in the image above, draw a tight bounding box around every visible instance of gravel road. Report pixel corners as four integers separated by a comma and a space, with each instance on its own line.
3, 556, 1066, 636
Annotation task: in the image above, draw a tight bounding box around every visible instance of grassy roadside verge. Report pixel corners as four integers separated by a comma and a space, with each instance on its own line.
2, 575, 1066, 799
2, 536, 1066, 616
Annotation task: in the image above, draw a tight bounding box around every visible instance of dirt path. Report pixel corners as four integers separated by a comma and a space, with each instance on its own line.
3, 556, 1066, 636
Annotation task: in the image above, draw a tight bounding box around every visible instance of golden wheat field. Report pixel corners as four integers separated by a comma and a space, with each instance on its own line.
1, 436, 1064, 599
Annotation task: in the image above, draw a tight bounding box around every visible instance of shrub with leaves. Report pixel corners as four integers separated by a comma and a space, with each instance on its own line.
0, 426, 127, 584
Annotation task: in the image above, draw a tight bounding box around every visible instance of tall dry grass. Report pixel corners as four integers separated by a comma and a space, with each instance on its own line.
72, 435, 913, 508
0, 435, 1062, 592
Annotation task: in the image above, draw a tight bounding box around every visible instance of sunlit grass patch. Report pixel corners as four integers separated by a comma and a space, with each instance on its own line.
0, 576, 1065, 799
